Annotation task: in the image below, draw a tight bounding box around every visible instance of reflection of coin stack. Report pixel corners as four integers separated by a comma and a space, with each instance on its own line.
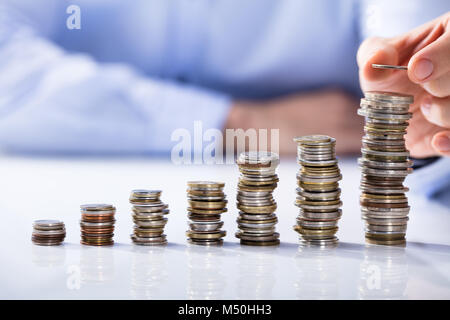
357, 91, 413, 246
187, 247, 226, 299
237, 250, 276, 299
236, 152, 280, 246
32, 220, 66, 246
80, 204, 116, 246
131, 247, 168, 299
359, 245, 408, 299
80, 247, 115, 285
293, 135, 342, 247
186, 181, 227, 246
130, 190, 169, 246
295, 247, 338, 299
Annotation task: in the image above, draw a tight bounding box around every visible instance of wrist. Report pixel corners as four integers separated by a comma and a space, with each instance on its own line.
225, 100, 261, 130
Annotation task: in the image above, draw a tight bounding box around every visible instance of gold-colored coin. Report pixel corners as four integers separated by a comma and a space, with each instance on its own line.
187, 181, 225, 188
188, 200, 227, 209
186, 230, 226, 240
237, 204, 277, 214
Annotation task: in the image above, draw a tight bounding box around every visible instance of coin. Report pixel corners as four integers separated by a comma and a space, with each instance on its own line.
293, 136, 343, 246
186, 230, 226, 240
80, 204, 115, 211
358, 91, 413, 245
80, 204, 116, 246
187, 181, 225, 189
186, 181, 227, 245
32, 219, 66, 246
372, 64, 408, 71
131, 235, 167, 246
129, 190, 169, 246
187, 239, 224, 246
236, 152, 280, 246
240, 239, 280, 246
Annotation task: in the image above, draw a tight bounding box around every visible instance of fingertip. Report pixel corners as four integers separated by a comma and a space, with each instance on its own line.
362, 50, 396, 82
408, 57, 434, 83
431, 131, 450, 155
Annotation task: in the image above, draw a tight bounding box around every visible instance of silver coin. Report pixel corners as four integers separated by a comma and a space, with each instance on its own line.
300, 202, 342, 211
293, 135, 336, 146
358, 108, 412, 120
296, 219, 339, 228
131, 235, 167, 245
299, 237, 338, 247
371, 64, 408, 71
133, 209, 169, 217
360, 185, 409, 195
361, 148, 410, 157
365, 224, 407, 232
33, 219, 64, 227
237, 222, 277, 229
189, 221, 223, 232
238, 213, 277, 221
80, 220, 115, 227
32, 229, 66, 236
363, 216, 409, 225
296, 188, 341, 200
237, 151, 280, 165
299, 209, 342, 219
364, 91, 414, 104
133, 218, 168, 228
80, 204, 115, 211
358, 158, 412, 169
361, 167, 412, 177
237, 190, 272, 197
361, 209, 409, 218
238, 227, 276, 235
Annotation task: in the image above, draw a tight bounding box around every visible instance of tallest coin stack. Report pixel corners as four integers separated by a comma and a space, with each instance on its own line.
357, 91, 414, 246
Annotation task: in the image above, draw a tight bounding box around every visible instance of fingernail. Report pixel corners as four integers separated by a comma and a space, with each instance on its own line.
435, 135, 450, 152
414, 59, 433, 81
420, 96, 432, 116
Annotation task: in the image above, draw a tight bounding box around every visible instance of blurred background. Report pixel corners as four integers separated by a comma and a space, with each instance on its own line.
0, 0, 448, 158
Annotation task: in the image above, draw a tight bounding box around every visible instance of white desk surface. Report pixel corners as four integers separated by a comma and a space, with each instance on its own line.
0, 155, 449, 300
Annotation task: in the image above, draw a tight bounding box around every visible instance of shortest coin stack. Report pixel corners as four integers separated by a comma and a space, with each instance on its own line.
32, 220, 66, 246
293, 135, 343, 247
186, 181, 227, 246
130, 189, 169, 246
80, 204, 116, 246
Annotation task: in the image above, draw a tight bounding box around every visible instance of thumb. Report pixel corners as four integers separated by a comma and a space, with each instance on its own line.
357, 36, 399, 83
432, 131, 450, 156
408, 27, 450, 84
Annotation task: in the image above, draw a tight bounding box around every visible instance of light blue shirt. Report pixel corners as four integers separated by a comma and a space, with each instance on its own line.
0, 0, 449, 195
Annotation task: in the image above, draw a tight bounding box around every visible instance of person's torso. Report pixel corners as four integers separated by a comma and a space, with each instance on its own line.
19, 0, 363, 98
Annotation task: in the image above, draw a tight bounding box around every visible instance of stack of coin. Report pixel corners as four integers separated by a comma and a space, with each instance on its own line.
357, 91, 413, 246
236, 152, 280, 246
186, 181, 227, 246
80, 204, 116, 246
32, 220, 66, 246
130, 189, 169, 246
293, 135, 342, 247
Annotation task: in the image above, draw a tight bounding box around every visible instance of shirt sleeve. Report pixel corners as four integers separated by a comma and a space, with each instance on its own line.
0, 4, 231, 155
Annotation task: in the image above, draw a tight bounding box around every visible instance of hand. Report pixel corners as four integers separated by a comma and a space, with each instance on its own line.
226, 89, 362, 156
357, 12, 450, 158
